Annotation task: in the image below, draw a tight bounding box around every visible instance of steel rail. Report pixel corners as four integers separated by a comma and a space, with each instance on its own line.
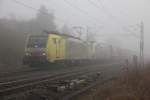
0, 69, 92, 97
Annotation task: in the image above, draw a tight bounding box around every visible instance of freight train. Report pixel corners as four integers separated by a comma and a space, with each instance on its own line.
23, 32, 133, 66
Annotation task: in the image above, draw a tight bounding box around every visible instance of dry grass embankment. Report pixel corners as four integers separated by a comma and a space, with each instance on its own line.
78, 65, 150, 100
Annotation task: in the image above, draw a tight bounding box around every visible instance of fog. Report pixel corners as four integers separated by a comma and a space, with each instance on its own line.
0, 0, 150, 65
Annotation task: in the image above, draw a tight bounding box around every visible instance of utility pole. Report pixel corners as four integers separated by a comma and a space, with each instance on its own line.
110, 45, 113, 60
140, 21, 144, 67
86, 26, 90, 59
73, 26, 83, 38
86, 26, 90, 41
86, 26, 96, 59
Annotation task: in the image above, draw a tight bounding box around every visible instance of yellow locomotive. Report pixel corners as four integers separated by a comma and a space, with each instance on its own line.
23, 32, 134, 66
23, 32, 92, 66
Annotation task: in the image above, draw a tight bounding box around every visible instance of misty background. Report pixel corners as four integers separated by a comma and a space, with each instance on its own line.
0, 0, 149, 66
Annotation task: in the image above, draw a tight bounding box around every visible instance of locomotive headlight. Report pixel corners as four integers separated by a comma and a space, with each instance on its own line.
42, 53, 46, 56
25, 52, 30, 56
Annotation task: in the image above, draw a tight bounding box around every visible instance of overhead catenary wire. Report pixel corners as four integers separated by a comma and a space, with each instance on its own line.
62, 0, 139, 38
63, 0, 103, 27
96, 0, 140, 36
10, 0, 137, 38
87, 0, 130, 36
88, 0, 120, 24
11, 0, 103, 29
88, 0, 139, 37
11, 0, 120, 29
10, 0, 66, 24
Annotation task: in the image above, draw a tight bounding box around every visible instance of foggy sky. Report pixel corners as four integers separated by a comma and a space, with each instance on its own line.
0, 0, 150, 57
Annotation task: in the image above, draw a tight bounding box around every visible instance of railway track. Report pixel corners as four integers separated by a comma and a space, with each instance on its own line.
0, 63, 104, 82
0, 69, 92, 97
0, 63, 122, 100
0, 67, 52, 82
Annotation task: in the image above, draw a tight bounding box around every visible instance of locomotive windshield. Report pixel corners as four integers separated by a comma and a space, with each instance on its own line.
27, 36, 48, 48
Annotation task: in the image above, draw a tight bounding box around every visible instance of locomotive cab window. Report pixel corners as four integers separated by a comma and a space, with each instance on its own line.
27, 36, 48, 48
53, 38, 57, 44
58, 40, 61, 44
